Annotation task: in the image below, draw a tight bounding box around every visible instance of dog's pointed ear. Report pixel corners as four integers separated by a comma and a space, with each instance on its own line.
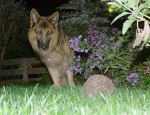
48, 12, 59, 27
30, 8, 40, 24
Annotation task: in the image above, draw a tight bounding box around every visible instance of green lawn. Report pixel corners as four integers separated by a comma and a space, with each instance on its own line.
0, 84, 150, 115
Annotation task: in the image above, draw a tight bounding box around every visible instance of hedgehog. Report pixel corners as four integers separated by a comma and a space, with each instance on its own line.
81, 75, 116, 97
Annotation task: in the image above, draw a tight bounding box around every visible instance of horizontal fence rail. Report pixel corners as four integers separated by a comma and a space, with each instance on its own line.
0, 58, 48, 82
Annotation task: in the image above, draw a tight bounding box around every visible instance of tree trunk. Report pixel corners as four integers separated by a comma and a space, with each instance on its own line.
0, 46, 6, 60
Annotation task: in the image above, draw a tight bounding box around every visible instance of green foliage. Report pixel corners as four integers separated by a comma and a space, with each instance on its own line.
59, 0, 112, 38
103, 0, 150, 50
0, 0, 33, 59
99, 0, 150, 87
68, 23, 148, 87
59, 0, 150, 87
122, 19, 135, 35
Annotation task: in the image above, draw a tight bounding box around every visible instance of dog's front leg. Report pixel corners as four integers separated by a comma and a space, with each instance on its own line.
66, 70, 75, 87
48, 67, 60, 89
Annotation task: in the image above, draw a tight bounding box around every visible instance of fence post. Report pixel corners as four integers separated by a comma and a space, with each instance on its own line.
22, 58, 28, 82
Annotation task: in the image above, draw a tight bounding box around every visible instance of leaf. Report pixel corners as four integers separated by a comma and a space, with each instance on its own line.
138, 3, 147, 11
141, 9, 150, 15
104, 66, 109, 74
122, 19, 135, 35
111, 12, 130, 25
127, 15, 136, 20
125, 64, 130, 68
148, 0, 150, 7
132, 6, 140, 17
128, 0, 136, 9
115, 0, 122, 4
145, 37, 150, 47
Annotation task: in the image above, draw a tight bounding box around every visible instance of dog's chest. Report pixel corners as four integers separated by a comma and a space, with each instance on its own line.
47, 57, 51, 62
41, 53, 63, 66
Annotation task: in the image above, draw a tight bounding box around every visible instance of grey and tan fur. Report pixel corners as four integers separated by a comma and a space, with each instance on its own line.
28, 9, 75, 89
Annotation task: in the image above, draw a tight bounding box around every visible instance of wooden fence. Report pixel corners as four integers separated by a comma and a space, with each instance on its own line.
0, 58, 48, 82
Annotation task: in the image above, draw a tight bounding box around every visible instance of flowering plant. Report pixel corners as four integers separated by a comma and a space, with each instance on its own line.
102, 0, 150, 50
59, 0, 148, 87
68, 23, 128, 78
126, 73, 138, 86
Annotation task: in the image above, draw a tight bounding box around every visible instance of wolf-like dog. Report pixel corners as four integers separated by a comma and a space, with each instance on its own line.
28, 9, 75, 89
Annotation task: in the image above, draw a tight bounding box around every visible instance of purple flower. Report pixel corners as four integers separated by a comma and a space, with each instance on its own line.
74, 38, 79, 46
114, 42, 121, 48
84, 39, 87, 42
102, 27, 108, 32
131, 82, 136, 86
78, 35, 82, 39
76, 55, 81, 61
112, 28, 119, 34
106, 20, 110, 23
89, 54, 94, 59
74, 46, 80, 52
100, 32, 107, 39
68, 39, 74, 48
85, 49, 88, 53
126, 73, 138, 86
70, 64, 82, 74
90, 66, 95, 71
68, 35, 82, 51
95, 52, 103, 60
100, 44, 105, 48
80, 49, 84, 52
68, 23, 121, 78
129, 49, 132, 53
97, 64, 102, 69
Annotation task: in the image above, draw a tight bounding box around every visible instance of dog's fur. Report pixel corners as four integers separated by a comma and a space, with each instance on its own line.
28, 9, 75, 89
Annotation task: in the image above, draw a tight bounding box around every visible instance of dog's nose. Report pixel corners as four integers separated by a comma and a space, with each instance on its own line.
41, 45, 48, 51
38, 42, 49, 51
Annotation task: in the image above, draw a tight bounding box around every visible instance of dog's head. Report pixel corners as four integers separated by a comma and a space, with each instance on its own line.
29, 9, 59, 51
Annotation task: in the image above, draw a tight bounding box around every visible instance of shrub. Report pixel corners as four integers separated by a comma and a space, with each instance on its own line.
59, 0, 112, 38
60, 0, 147, 87
68, 23, 120, 74
126, 73, 138, 86
0, 0, 32, 59
102, 0, 150, 50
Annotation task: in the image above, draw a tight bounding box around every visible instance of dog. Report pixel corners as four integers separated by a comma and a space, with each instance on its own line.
28, 9, 75, 89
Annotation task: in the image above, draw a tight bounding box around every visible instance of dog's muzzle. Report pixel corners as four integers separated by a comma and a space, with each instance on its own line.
38, 41, 49, 51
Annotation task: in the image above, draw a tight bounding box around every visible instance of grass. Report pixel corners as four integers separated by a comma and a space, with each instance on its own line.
0, 84, 150, 115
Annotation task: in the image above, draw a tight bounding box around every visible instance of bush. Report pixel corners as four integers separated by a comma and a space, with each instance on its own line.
0, 0, 33, 59
60, 0, 149, 87
59, 0, 112, 37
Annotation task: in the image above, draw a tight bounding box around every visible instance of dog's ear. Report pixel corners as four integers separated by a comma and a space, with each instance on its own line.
30, 9, 40, 25
48, 12, 59, 28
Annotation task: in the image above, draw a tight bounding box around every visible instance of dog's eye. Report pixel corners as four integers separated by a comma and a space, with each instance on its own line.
37, 30, 42, 35
47, 31, 50, 35
47, 31, 50, 34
